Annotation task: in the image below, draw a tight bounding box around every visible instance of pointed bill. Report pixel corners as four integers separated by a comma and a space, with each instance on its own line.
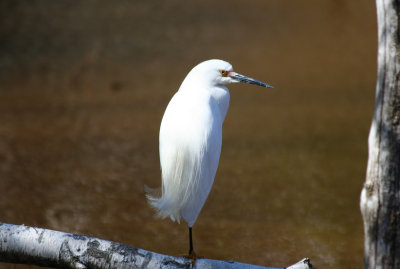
229, 72, 274, 88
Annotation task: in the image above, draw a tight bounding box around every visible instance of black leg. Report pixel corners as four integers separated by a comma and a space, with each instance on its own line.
188, 226, 194, 255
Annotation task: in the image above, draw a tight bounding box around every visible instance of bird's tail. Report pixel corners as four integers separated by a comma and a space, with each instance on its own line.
145, 185, 182, 223
144, 185, 161, 198
146, 145, 203, 225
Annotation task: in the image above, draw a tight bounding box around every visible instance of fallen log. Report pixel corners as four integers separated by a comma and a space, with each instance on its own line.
0, 222, 314, 269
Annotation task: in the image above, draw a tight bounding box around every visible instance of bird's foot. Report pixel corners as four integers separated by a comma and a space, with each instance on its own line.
181, 250, 203, 265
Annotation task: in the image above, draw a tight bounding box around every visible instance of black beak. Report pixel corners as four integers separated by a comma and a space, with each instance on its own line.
229, 72, 274, 88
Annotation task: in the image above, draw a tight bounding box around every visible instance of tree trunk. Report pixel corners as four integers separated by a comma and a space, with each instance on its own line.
360, 0, 400, 268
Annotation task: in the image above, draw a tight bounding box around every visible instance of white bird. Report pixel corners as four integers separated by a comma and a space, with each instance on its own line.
147, 59, 273, 257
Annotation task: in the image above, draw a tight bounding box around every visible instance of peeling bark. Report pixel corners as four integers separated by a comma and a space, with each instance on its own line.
0, 222, 314, 269
360, 0, 400, 268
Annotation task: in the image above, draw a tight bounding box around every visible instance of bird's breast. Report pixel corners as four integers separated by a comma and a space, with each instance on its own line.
160, 91, 222, 148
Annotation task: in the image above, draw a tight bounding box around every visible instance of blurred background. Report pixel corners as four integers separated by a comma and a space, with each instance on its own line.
0, 1, 376, 268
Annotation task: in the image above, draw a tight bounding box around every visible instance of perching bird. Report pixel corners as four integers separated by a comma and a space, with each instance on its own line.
147, 59, 273, 257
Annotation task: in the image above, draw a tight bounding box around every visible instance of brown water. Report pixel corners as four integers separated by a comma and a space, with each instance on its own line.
0, 1, 376, 268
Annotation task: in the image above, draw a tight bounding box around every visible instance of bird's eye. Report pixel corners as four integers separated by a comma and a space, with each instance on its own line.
219, 70, 228, 77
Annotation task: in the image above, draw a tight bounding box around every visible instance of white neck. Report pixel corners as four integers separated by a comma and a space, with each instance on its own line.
179, 74, 231, 123
210, 85, 230, 122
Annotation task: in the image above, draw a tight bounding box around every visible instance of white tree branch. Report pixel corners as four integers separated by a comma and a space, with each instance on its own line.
0, 222, 314, 269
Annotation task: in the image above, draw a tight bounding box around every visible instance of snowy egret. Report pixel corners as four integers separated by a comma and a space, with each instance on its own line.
147, 59, 273, 257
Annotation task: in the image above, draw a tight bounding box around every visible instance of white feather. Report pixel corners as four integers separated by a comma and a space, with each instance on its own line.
147, 59, 233, 227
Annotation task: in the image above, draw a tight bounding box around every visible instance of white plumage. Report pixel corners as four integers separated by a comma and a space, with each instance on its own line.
147, 59, 273, 256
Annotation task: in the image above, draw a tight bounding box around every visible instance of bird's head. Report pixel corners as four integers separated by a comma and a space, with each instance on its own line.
183, 59, 274, 89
